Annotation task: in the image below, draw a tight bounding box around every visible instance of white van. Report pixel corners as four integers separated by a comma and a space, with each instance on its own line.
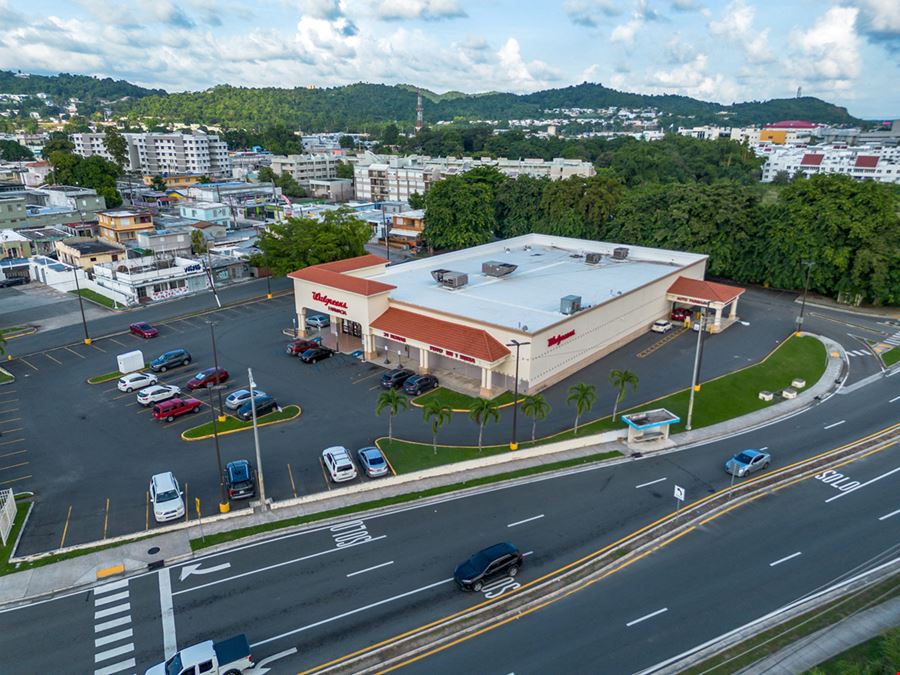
150, 472, 185, 523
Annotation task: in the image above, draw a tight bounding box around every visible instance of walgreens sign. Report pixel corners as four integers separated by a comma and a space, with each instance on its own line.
312, 291, 348, 315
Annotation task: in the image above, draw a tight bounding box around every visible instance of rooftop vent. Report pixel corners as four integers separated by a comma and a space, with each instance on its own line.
560, 294, 582, 315
612, 247, 629, 260
482, 261, 518, 278
431, 269, 468, 289
585, 252, 602, 265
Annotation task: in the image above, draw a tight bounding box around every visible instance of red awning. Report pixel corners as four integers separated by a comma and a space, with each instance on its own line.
667, 277, 745, 304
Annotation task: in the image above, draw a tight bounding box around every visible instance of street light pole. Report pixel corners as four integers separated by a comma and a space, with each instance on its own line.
206, 384, 230, 513
685, 303, 709, 431
71, 265, 91, 345
248, 367, 267, 510
207, 321, 226, 422
796, 261, 815, 336
265, 272, 272, 300
506, 339, 530, 450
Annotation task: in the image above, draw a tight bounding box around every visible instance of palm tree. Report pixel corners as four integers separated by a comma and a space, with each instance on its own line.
521, 393, 551, 442
422, 400, 452, 455
375, 388, 408, 443
608, 369, 639, 422
469, 399, 501, 451
567, 383, 597, 435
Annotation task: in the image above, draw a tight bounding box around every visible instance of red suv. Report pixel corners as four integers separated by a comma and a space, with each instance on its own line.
671, 307, 692, 321
286, 339, 319, 356
186, 367, 230, 390
152, 397, 203, 422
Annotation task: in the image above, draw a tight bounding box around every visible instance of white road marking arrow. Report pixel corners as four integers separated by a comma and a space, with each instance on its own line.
247, 647, 298, 673
179, 562, 231, 582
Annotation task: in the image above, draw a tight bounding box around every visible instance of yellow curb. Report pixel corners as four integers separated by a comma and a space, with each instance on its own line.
86, 364, 152, 385
409, 387, 522, 412
0, 327, 37, 340
96, 564, 125, 579
180, 405, 302, 441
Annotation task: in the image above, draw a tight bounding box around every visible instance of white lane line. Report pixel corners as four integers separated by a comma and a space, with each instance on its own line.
347, 561, 394, 577
769, 551, 802, 567
878, 507, 900, 521
95, 615, 131, 633
158, 568, 177, 659
889, 394, 900, 403
94, 603, 130, 620
173, 535, 386, 596
94, 643, 134, 663
759, 446, 769, 451
635, 477, 667, 489
507, 514, 544, 528
94, 579, 129, 594
251, 577, 454, 648
826, 465, 900, 503
626, 607, 668, 627
95, 628, 133, 648
824, 420, 846, 430
93, 591, 129, 606
94, 658, 136, 675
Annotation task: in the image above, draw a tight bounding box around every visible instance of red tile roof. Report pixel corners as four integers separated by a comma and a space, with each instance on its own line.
288, 267, 396, 296
800, 153, 824, 166
854, 155, 879, 168
316, 254, 389, 273
667, 276, 745, 304
764, 120, 818, 129
371, 308, 510, 363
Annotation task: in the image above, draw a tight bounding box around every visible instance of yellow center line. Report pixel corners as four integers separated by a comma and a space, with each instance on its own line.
59, 505, 73, 548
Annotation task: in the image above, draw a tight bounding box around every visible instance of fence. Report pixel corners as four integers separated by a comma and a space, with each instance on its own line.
0, 488, 15, 546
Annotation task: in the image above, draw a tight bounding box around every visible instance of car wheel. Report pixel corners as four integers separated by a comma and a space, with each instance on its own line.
160, 365, 167, 372
192, 407, 200, 414
166, 415, 174, 422
763, 462, 770, 469
126, 386, 133, 392
472, 581, 483, 592
183, 359, 190, 366
508, 565, 519, 577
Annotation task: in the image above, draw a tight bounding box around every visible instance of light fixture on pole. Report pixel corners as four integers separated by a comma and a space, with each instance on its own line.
248, 367, 267, 510
206, 321, 226, 422
685, 302, 710, 431
71, 265, 91, 345
207, 383, 230, 514
506, 339, 530, 450
795, 261, 815, 336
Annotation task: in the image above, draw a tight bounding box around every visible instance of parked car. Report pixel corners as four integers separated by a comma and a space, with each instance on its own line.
225, 388, 267, 411
454, 543, 524, 592
137, 384, 181, 406
381, 367, 415, 389
117, 371, 158, 393
286, 338, 319, 355
306, 314, 330, 329
403, 374, 439, 395
236, 394, 278, 421
223, 460, 256, 500
186, 367, 230, 391
357, 446, 389, 478
0, 276, 27, 288
152, 397, 203, 422
150, 349, 192, 373
149, 471, 185, 523
725, 449, 771, 477
671, 307, 691, 321
300, 347, 333, 363
129, 321, 159, 339
322, 446, 357, 482
651, 319, 673, 334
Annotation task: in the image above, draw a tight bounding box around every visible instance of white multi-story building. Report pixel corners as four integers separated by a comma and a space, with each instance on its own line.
70, 131, 231, 177
352, 153, 595, 201
269, 153, 342, 187
758, 145, 900, 184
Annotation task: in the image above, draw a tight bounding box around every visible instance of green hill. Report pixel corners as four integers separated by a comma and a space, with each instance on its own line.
0, 70, 164, 111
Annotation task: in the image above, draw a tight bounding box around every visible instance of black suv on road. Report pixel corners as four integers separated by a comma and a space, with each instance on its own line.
453, 542, 524, 592
381, 367, 415, 389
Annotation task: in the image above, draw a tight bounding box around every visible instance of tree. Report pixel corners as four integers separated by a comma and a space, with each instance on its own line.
258, 166, 276, 183
335, 161, 354, 180
0, 140, 34, 161
608, 369, 638, 422
275, 171, 306, 198
339, 135, 355, 149
422, 400, 452, 454
376, 389, 408, 443
521, 393, 550, 442
538, 171, 624, 240
566, 383, 596, 434
381, 123, 400, 145
104, 126, 128, 169
407, 191, 426, 210
150, 175, 167, 191
469, 399, 500, 451
43, 132, 74, 156
252, 207, 372, 276
424, 175, 495, 250
63, 116, 90, 133
191, 230, 207, 255
495, 175, 548, 238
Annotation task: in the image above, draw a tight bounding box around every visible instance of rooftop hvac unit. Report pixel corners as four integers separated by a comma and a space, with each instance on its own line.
560, 294, 582, 315
481, 261, 518, 278
612, 247, 629, 260
430, 269, 451, 282
441, 271, 468, 289
585, 252, 602, 265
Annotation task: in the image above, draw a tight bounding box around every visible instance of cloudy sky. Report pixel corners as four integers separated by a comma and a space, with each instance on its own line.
1, 0, 898, 118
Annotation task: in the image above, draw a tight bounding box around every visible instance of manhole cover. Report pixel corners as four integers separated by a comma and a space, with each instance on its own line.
147, 546, 160, 555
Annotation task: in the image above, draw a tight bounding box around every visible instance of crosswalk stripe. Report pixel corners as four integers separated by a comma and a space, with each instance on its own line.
95, 616, 131, 633
94, 591, 129, 606
94, 579, 129, 595
95, 628, 133, 648
94, 643, 134, 663
94, 657, 136, 675
94, 603, 130, 620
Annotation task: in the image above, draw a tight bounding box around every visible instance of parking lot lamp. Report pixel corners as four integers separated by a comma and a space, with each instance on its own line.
265, 273, 272, 300
71, 265, 91, 345
248, 368, 267, 510
207, 384, 230, 514
685, 303, 709, 431
506, 339, 530, 450
207, 321, 226, 422
795, 261, 815, 336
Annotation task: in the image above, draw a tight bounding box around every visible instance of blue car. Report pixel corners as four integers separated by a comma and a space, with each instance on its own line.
357, 446, 389, 478
725, 449, 771, 477
236, 394, 278, 421
150, 348, 192, 372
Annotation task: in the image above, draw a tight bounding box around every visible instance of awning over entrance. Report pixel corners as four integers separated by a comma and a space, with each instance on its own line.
371, 307, 510, 365
666, 276, 745, 305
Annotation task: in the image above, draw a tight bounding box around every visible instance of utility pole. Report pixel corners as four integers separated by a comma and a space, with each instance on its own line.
685, 303, 710, 431
506, 339, 530, 450
207, 321, 226, 422
796, 261, 815, 335
72, 265, 91, 345
206, 384, 229, 513
248, 368, 267, 510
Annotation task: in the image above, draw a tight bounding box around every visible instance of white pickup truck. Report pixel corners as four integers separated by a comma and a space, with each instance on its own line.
145, 635, 254, 675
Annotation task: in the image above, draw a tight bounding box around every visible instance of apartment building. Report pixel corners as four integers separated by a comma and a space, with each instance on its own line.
759, 145, 900, 184
269, 153, 341, 187
97, 209, 155, 245
71, 132, 231, 177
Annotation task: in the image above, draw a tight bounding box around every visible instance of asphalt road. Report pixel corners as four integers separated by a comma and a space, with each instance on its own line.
0, 367, 895, 674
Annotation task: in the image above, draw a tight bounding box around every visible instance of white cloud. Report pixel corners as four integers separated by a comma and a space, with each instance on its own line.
299, 0, 345, 20
788, 6, 862, 86
852, 0, 900, 52
709, 0, 773, 63
642, 52, 741, 101
610, 0, 661, 46
373, 0, 466, 21
564, 0, 622, 27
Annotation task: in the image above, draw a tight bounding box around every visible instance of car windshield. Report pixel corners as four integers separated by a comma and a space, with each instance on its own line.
164, 653, 183, 675
734, 452, 755, 464
156, 489, 178, 502
193, 372, 208, 380
368, 455, 385, 466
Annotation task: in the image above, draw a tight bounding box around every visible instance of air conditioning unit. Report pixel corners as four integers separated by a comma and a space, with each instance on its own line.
612, 247, 629, 260
481, 261, 518, 277
585, 252, 602, 265
430, 269, 451, 282
560, 294, 582, 315
441, 272, 468, 289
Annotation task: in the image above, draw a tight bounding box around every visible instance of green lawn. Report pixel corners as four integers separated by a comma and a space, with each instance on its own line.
811, 626, 900, 674
87, 364, 150, 385
413, 387, 521, 411
182, 405, 300, 440
0, 326, 33, 338
0, 370, 13, 385
70, 288, 119, 309
883, 346, 900, 367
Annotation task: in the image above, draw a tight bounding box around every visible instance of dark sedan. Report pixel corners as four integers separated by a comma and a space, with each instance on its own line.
236, 394, 278, 421
129, 321, 159, 339
381, 367, 415, 389
186, 367, 230, 390
403, 374, 439, 395
300, 347, 333, 363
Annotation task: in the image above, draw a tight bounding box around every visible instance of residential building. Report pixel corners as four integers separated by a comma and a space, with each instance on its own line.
16, 226, 78, 256
388, 209, 425, 252
178, 201, 233, 229
55, 238, 126, 271
142, 173, 206, 190
34, 185, 106, 217
0, 230, 31, 259
758, 144, 900, 184
308, 178, 353, 202
23, 161, 51, 187
135, 229, 194, 258
0, 195, 27, 229
70, 132, 231, 177
97, 209, 155, 245
269, 153, 341, 187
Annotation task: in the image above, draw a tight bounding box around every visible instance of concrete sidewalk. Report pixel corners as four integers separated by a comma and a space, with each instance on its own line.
0, 334, 848, 607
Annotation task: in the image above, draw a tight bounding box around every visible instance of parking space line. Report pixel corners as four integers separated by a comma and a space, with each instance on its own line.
0, 461, 28, 472
145, 492, 149, 531
18, 358, 38, 371
0, 438, 25, 446
43, 352, 63, 365
90, 343, 106, 353
183, 482, 189, 522
878, 507, 900, 521
0, 449, 26, 459
0, 475, 31, 485
103, 498, 110, 539
65, 347, 86, 359
108, 338, 126, 347
287, 463, 298, 498
0, 417, 21, 424
319, 458, 332, 491
0, 407, 19, 414
2, 428, 22, 434
59, 505, 73, 548
352, 371, 382, 384
165, 322, 184, 333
